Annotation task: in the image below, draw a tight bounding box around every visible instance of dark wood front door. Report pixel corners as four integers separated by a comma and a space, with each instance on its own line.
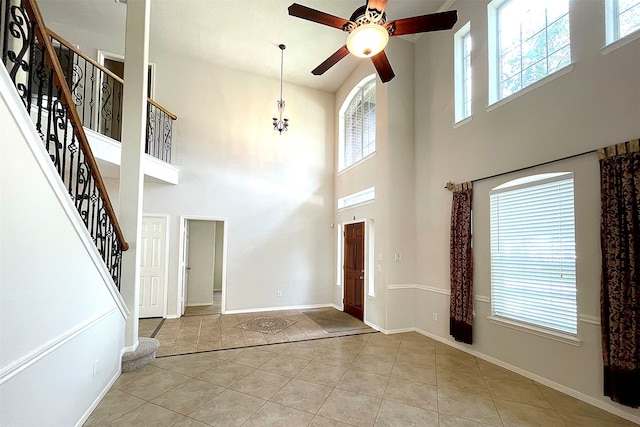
344, 222, 365, 321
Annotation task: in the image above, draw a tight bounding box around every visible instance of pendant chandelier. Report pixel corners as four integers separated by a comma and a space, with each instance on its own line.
273, 44, 289, 134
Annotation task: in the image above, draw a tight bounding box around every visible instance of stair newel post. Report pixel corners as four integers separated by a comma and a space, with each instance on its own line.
118, 0, 150, 349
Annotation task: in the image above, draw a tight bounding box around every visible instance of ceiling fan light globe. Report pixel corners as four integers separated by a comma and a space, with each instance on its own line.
346, 23, 389, 58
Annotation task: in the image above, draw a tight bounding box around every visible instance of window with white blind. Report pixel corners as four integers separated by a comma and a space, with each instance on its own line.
606, 0, 640, 45
488, 0, 571, 103
490, 173, 577, 336
339, 76, 376, 171
454, 22, 472, 122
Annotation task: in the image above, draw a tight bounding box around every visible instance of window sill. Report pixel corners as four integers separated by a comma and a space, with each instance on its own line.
486, 64, 574, 113
338, 152, 376, 176
453, 116, 473, 129
602, 29, 640, 55
487, 316, 582, 347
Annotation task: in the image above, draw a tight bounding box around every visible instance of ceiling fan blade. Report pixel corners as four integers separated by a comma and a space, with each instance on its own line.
366, 0, 389, 21
386, 10, 458, 36
371, 50, 395, 83
312, 45, 350, 75
288, 3, 352, 31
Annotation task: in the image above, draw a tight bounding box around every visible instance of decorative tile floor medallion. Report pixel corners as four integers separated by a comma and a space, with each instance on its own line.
235, 316, 296, 334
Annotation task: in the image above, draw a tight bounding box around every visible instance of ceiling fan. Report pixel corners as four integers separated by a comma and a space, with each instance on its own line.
288, 0, 458, 83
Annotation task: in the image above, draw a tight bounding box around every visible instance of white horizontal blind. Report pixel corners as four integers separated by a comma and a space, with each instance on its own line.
490, 173, 577, 335
344, 80, 376, 169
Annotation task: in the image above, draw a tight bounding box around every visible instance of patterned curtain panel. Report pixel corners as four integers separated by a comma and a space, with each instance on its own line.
599, 140, 640, 408
449, 182, 473, 344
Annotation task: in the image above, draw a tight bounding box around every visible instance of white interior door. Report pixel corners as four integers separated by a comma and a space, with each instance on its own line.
139, 216, 167, 318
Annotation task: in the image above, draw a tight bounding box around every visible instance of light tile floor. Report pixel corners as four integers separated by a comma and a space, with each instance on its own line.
85, 332, 639, 426
138, 318, 163, 338
184, 292, 222, 317
153, 309, 374, 357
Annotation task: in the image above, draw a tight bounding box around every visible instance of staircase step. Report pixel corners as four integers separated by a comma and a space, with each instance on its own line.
121, 337, 160, 372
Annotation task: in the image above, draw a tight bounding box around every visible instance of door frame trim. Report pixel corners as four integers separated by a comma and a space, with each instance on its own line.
96, 50, 156, 99
142, 213, 170, 318
177, 215, 228, 316
338, 218, 373, 321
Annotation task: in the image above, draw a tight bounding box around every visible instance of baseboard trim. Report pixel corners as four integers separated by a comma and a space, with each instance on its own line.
224, 303, 334, 315
383, 327, 415, 335
75, 368, 120, 427
407, 327, 640, 425
121, 340, 140, 357
0, 308, 118, 385
364, 320, 384, 333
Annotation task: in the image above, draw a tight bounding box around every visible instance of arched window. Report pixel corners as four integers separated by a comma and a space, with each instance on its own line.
339, 76, 376, 171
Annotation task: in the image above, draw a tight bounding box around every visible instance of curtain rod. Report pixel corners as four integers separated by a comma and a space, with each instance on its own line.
444, 148, 597, 189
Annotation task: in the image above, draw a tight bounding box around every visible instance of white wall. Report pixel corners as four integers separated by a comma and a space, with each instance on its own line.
45, 14, 336, 317
146, 51, 335, 315
0, 68, 127, 426
409, 0, 640, 421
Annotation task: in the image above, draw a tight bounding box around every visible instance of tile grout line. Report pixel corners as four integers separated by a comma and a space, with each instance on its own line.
479, 354, 506, 427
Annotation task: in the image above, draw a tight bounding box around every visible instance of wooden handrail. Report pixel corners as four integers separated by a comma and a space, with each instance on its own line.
46, 28, 124, 85
26, 0, 129, 251
147, 97, 177, 120
47, 28, 177, 121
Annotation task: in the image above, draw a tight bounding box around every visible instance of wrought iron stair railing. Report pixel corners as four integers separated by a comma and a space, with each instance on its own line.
47, 28, 125, 142
146, 97, 176, 163
1, 0, 128, 289
46, 29, 177, 163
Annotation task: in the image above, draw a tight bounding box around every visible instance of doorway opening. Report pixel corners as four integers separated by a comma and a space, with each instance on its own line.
178, 216, 227, 317
96, 50, 155, 140
97, 50, 155, 97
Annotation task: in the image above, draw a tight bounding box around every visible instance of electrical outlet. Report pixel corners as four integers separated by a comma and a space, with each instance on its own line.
432, 313, 438, 321
92, 359, 100, 377
277, 291, 282, 297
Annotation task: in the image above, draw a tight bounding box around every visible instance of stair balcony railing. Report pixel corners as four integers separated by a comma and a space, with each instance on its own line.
146, 98, 176, 163
46, 30, 177, 163
1, 0, 128, 289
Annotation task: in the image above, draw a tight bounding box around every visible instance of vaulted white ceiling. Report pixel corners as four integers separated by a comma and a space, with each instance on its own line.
38, 0, 450, 93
